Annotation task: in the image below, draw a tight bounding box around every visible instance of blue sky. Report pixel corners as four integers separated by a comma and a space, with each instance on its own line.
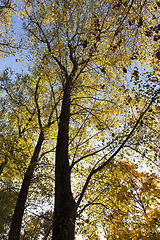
0, 14, 30, 73
0, 54, 29, 73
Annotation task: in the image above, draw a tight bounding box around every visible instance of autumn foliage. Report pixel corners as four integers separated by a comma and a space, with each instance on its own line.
0, 0, 160, 239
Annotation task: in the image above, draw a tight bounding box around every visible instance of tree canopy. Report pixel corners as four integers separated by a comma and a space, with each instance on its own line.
0, 0, 160, 239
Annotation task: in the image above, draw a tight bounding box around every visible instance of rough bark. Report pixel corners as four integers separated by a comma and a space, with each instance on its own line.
9, 131, 44, 240
52, 77, 76, 240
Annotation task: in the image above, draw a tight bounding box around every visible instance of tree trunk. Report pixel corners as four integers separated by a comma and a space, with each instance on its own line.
0, 156, 7, 176
52, 77, 76, 240
9, 131, 44, 240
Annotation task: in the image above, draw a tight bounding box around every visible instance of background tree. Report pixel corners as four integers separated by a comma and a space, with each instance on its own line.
0, 0, 159, 239
0, 0, 18, 57
78, 160, 160, 239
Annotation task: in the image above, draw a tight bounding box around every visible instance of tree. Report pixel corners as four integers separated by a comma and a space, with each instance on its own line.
0, 0, 18, 57
78, 160, 160, 239
0, 0, 159, 239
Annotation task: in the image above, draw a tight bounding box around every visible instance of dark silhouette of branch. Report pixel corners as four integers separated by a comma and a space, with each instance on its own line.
76, 96, 156, 208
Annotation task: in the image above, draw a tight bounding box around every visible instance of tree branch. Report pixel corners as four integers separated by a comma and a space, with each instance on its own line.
71, 138, 117, 169
76, 97, 155, 208
34, 77, 42, 130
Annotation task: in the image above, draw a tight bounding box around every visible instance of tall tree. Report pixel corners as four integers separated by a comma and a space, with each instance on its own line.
0, 0, 159, 239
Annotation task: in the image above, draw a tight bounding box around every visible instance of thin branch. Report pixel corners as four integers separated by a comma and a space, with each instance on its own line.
76, 97, 155, 208
71, 96, 116, 105
35, 20, 68, 77
75, 103, 111, 131
39, 147, 56, 160
126, 145, 159, 168
42, 224, 52, 240
78, 192, 104, 215
69, 96, 99, 147
71, 138, 117, 169
113, 0, 135, 38
69, 117, 90, 159
24, 6, 68, 77
34, 77, 42, 130
48, 79, 59, 126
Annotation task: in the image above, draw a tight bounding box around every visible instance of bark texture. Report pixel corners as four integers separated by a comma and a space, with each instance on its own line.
52, 77, 76, 240
9, 131, 44, 240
